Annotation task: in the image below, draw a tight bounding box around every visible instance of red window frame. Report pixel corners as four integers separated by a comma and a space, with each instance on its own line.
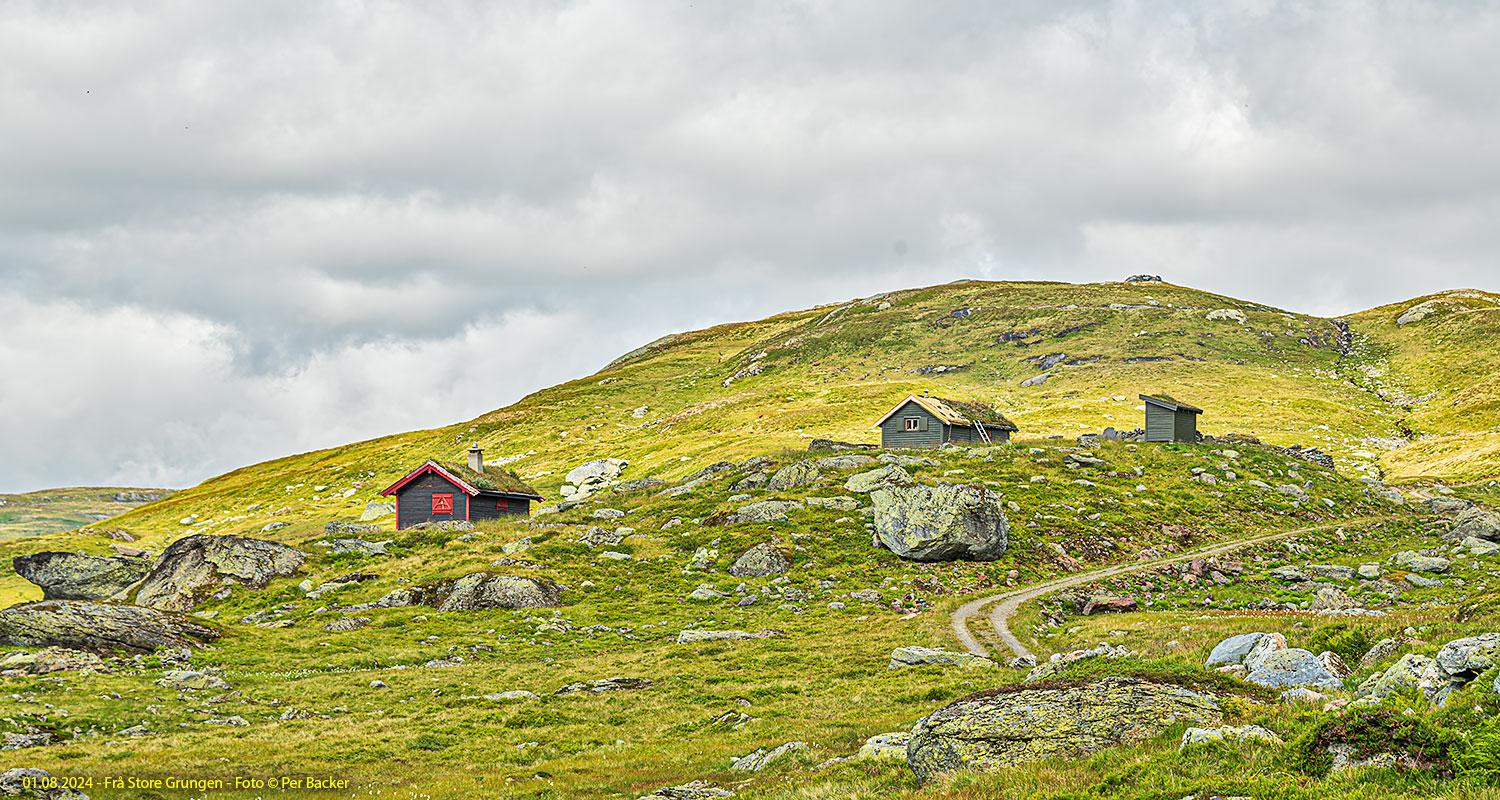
496, 498, 509, 512
432, 493, 454, 515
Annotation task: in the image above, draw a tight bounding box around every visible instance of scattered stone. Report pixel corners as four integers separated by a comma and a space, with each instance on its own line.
487, 690, 539, 700
613, 478, 667, 494
888, 647, 996, 670
0, 647, 106, 676
321, 617, 371, 632
1423, 633, 1500, 704
1307, 564, 1355, 581
1310, 587, 1358, 612
1025, 643, 1136, 682
1205, 309, 1249, 324
1269, 566, 1309, 582
1020, 372, 1051, 387
434, 574, 564, 612
870, 483, 1008, 562
728, 543, 791, 578
636, 780, 734, 799
1355, 653, 1435, 700
2, 732, 53, 750
369, 680, 388, 688
11, 552, 152, 601
676, 629, 781, 644
329, 539, 393, 556
1463, 537, 1500, 556
1389, 551, 1450, 573
1358, 636, 1424, 670
554, 677, 651, 695
0, 768, 90, 800
1179, 724, 1282, 752
156, 670, 232, 691
730, 741, 807, 771
592, 508, 626, 519
814, 454, 876, 470
721, 500, 803, 525
324, 521, 382, 538
907, 677, 1223, 783
578, 527, 624, 548
804, 496, 860, 511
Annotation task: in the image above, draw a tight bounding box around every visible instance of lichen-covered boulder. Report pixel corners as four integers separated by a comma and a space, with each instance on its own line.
1244, 648, 1345, 691
0, 600, 219, 653
12, 552, 152, 601
766, 461, 820, 491
1452, 508, 1500, 542
0, 647, 106, 676
728, 543, 790, 578
1205, 632, 1280, 669
1358, 636, 1424, 670
1179, 724, 1282, 752
870, 484, 1008, 562
1356, 653, 1435, 700
857, 732, 911, 761
844, 465, 914, 493
1389, 551, 1450, 573
566, 458, 628, 487
435, 574, 563, 612
888, 646, 996, 670
1421, 633, 1500, 703
133, 535, 306, 611
1311, 587, 1358, 612
814, 454, 876, 470
725, 500, 802, 525
906, 677, 1223, 783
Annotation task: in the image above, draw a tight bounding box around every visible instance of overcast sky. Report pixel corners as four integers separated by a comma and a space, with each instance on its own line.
3, 1, 1498, 492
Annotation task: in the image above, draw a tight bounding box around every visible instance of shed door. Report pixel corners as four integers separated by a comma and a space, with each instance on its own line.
432, 493, 454, 514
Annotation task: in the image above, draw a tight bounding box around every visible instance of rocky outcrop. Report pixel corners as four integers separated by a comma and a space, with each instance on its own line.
728, 543, 790, 578
12, 552, 152, 601
1452, 508, 1500, 542
730, 741, 806, 771
1024, 643, 1136, 682
554, 677, 651, 695
0, 600, 219, 653
889, 647, 995, 670
434, 574, 564, 612
676, 629, 781, 644
1205, 632, 1284, 669
561, 458, 629, 500
718, 500, 802, 525
1244, 648, 1345, 691
844, 465, 914, 493
766, 461, 819, 491
1422, 633, 1500, 704
329, 539, 392, 556
324, 521, 381, 537
133, 535, 306, 612
0, 647, 106, 676
1356, 653, 1434, 700
870, 484, 1008, 561
906, 677, 1223, 783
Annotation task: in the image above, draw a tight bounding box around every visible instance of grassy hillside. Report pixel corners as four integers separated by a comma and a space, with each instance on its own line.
0, 487, 173, 541
4, 278, 1500, 799
62, 278, 1495, 556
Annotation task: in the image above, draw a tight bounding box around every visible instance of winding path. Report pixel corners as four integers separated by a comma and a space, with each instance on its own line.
950, 516, 1405, 661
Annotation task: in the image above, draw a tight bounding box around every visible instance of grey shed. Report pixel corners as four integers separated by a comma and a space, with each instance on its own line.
1139, 394, 1202, 442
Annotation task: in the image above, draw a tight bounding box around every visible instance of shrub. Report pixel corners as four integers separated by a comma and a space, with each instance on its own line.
1456, 714, 1500, 781
1302, 623, 1373, 665
1289, 710, 1462, 777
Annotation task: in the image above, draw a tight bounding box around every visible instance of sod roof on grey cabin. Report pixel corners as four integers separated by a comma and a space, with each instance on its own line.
435, 462, 542, 497
875, 394, 1018, 431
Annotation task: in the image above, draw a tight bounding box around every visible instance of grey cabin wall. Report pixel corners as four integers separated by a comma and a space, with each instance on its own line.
880, 401, 945, 449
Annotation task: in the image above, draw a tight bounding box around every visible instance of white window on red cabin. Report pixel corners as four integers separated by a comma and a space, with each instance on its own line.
432, 493, 453, 514
497, 498, 508, 512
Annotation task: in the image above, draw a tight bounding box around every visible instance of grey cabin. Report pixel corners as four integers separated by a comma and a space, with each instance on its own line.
873, 394, 1018, 449
379, 446, 543, 530
1140, 394, 1203, 442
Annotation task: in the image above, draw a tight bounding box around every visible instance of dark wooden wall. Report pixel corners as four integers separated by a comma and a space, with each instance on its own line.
396, 472, 469, 530
469, 494, 531, 522
880, 401, 945, 449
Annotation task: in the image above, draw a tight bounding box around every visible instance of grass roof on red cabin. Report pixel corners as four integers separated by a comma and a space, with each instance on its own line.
435, 462, 541, 496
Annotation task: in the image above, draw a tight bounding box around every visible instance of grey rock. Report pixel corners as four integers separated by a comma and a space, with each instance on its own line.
565, 458, 628, 487
554, 677, 651, 695
3, 732, 53, 750
1425, 497, 1474, 515
1020, 372, 1051, 387
844, 465, 914, 493
804, 496, 861, 511
321, 617, 371, 632
1357, 563, 1383, 580
613, 477, 667, 494
1269, 566, 1310, 582
329, 538, 392, 556
876, 454, 938, 467
1307, 564, 1355, 581
870, 484, 1008, 562
724, 500, 803, 525
1358, 636, 1425, 670
0, 600, 219, 653
1423, 633, 1500, 702
856, 732, 910, 761
370, 680, 388, 688
907, 677, 1222, 783
730, 741, 806, 771
1319, 650, 1353, 678
261, 522, 289, 533
889, 646, 995, 670
1179, 724, 1281, 752
592, 508, 626, 519
1356, 653, 1434, 700
1406, 574, 1445, 588
1278, 485, 1311, 504
0, 647, 105, 676
204, 715, 248, 726
766, 461, 820, 491
728, 543, 790, 578
359, 502, 396, 521
156, 669, 232, 691
134, 535, 306, 612
578, 526, 624, 548
814, 455, 876, 470
488, 690, 539, 700
676, 629, 780, 644
636, 780, 735, 799
847, 589, 882, 603
435, 574, 564, 612
1310, 587, 1358, 612
324, 521, 382, 537
1280, 687, 1327, 704
1244, 648, 1345, 691
688, 586, 726, 601
1205, 308, 1248, 324
1463, 536, 1500, 556
1390, 551, 1450, 573
12, 552, 152, 601
1452, 508, 1500, 542
1205, 632, 1280, 668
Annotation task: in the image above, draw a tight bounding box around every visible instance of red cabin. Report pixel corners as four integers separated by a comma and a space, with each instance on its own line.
380, 446, 542, 530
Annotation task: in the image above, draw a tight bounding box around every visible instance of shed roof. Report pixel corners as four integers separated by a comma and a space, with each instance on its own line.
380, 460, 543, 500
1139, 394, 1203, 414
872, 395, 1018, 431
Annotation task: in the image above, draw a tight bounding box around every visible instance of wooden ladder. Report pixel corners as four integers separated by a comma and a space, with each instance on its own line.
975, 423, 992, 445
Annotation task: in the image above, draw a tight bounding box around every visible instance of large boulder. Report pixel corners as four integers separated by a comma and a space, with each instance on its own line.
1205, 632, 1283, 669
1356, 653, 1435, 700
0, 600, 219, 653
906, 677, 1223, 783
889, 646, 995, 670
766, 461, 820, 491
0, 647, 106, 676
12, 552, 152, 601
565, 458, 628, 487
1244, 648, 1345, 691
728, 543, 790, 578
1452, 508, 1500, 542
133, 535, 306, 612
1422, 633, 1500, 703
434, 574, 564, 612
1390, 551, 1450, 573
870, 484, 1008, 561
1310, 587, 1359, 612
844, 465, 914, 493
722, 500, 802, 525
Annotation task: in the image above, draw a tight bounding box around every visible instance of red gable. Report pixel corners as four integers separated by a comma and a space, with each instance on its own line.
379, 461, 480, 497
